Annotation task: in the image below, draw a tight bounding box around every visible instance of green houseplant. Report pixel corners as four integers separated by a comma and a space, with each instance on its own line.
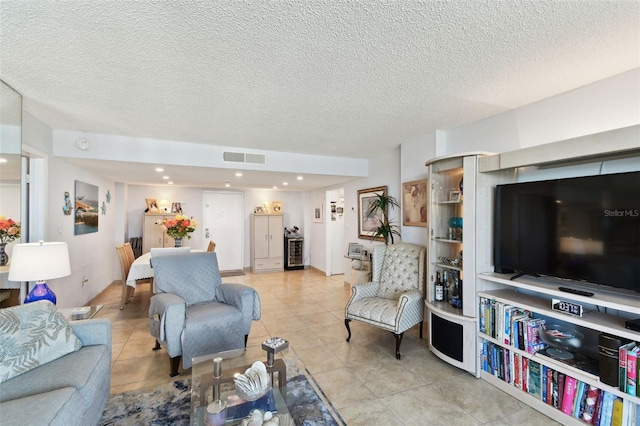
366, 193, 401, 245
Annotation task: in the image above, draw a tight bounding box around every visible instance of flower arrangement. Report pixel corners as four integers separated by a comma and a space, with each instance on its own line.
161, 215, 197, 239
0, 216, 21, 244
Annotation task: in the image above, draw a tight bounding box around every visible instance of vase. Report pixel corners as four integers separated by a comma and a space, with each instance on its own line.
0, 243, 7, 266
174, 238, 183, 247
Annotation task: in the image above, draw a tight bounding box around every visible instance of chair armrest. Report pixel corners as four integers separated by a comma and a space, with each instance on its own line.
71, 318, 112, 356
348, 281, 379, 303
149, 293, 186, 356
398, 289, 424, 304
218, 283, 261, 321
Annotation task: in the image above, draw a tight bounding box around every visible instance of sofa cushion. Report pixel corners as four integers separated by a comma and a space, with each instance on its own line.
0, 300, 82, 383
152, 252, 222, 305
0, 387, 83, 426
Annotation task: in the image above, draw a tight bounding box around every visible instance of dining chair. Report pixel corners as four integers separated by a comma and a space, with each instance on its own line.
116, 244, 135, 309
207, 241, 216, 252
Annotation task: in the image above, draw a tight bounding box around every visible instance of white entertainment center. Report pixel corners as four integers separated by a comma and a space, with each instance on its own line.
426, 125, 640, 425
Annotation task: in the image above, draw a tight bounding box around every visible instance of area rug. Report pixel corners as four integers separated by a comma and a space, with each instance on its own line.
99, 370, 343, 425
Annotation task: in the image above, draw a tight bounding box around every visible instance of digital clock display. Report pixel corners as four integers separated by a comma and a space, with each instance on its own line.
551, 298, 584, 317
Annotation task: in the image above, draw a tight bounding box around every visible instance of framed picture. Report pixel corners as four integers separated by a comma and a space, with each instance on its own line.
450, 191, 461, 202
75, 180, 99, 235
171, 202, 182, 214
313, 204, 323, 223
146, 198, 159, 212
402, 179, 428, 227
348, 243, 363, 259
254, 206, 264, 214
271, 201, 283, 214
358, 186, 386, 241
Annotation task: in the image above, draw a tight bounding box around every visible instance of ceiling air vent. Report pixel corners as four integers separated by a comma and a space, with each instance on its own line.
223, 151, 266, 165
245, 153, 266, 165
223, 151, 245, 163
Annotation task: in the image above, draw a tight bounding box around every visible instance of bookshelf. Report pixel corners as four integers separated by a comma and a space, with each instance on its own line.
477, 275, 640, 424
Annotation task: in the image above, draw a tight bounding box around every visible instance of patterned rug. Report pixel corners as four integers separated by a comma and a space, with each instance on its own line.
99, 370, 342, 425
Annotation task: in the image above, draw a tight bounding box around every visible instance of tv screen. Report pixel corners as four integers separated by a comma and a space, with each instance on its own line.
493, 171, 640, 293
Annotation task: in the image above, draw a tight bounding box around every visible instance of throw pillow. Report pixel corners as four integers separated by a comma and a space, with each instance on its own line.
0, 300, 83, 383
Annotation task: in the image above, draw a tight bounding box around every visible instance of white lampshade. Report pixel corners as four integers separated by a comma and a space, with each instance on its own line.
8, 241, 71, 282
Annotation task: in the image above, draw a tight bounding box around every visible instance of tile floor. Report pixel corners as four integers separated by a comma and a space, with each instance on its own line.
92, 268, 558, 425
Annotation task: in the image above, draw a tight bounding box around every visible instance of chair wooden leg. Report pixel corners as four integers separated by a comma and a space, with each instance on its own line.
153, 339, 161, 351
244, 334, 248, 348
393, 332, 404, 360
169, 356, 181, 377
120, 281, 128, 310
419, 320, 424, 339
345, 319, 352, 342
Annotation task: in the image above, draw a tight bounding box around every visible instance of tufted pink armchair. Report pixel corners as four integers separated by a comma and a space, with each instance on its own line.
345, 243, 426, 359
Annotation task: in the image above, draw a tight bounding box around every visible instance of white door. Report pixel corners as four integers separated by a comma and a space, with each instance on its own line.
203, 192, 244, 272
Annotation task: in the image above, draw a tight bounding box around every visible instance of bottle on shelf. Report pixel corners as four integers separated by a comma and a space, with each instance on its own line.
435, 271, 444, 301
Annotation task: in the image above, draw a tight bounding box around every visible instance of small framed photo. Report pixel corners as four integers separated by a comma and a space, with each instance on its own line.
171, 202, 182, 214
313, 204, 323, 223
146, 198, 159, 212
348, 243, 363, 259
449, 191, 461, 202
254, 206, 264, 214
271, 201, 283, 214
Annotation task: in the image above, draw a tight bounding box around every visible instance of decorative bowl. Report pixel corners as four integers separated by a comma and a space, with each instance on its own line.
539, 324, 584, 357
234, 361, 270, 402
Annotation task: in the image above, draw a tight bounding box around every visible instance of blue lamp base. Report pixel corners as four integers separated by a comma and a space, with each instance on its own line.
24, 282, 57, 304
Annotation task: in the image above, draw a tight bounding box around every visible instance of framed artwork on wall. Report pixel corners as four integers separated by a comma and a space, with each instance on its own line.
271, 201, 283, 214
402, 179, 428, 227
357, 185, 386, 241
313, 204, 323, 223
74, 180, 99, 235
146, 198, 159, 212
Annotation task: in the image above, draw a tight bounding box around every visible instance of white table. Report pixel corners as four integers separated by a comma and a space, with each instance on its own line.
126, 252, 153, 288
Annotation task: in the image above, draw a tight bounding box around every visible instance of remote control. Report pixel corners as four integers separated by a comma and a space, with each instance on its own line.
558, 286, 594, 297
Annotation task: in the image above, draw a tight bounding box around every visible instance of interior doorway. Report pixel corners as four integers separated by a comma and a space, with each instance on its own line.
202, 191, 244, 273
325, 188, 345, 276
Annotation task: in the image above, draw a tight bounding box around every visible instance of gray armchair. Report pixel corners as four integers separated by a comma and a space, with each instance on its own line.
345, 243, 426, 359
149, 252, 261, 376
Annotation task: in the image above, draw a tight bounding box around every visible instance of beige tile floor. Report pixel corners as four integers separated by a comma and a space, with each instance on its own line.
92, 268, 558, 425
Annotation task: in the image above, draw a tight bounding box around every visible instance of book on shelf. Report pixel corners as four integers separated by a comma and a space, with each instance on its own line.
557, 372, 566, 411
619, 342, 636, 393
573, 380, 586, 418
611, 397, 623, 426
525, 318, 547, 355
528, 360, 542, 400
534, 348, 600, 379
561, 375, 579, 415
626, 344, 638, 396
582, 385, 600, 424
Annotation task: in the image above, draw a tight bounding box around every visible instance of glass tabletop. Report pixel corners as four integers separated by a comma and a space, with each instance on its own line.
190, 347, 293, 426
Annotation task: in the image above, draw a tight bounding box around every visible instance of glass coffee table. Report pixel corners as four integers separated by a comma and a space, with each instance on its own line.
190, 339, 297, 425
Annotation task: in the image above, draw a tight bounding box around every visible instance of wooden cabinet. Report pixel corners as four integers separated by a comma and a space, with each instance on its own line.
250, 214, 284, 273
142, 213, 174, 254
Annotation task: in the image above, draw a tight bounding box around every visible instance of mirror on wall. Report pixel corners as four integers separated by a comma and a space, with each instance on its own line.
0, 79, 22, 306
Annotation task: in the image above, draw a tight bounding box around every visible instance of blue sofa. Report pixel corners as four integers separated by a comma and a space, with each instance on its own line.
0, 318, 112, 425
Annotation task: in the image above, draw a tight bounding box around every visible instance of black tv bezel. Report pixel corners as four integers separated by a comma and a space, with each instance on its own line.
493, 171, 640, 293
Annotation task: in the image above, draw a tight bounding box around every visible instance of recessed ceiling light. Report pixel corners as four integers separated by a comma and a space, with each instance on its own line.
235, 172, 242, 177
155, 167, 164, 172
168, 181, 174, 185
273, 186, 278, 189
162, 176, 169, 180
0, 158, 7, 163
283, 182, 288, 186
297, 176, 303, 180
225, 183, 231, 187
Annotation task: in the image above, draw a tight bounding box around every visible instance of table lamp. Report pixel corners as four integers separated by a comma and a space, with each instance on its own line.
8, 241, 71, 304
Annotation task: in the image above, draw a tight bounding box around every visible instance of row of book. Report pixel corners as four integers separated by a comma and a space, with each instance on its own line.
481, 340, 640, 425
479, 297, 547, 354
619, 341, 640, 397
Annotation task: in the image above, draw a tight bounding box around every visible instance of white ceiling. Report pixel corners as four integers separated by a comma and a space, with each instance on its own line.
1, 1, 639, 189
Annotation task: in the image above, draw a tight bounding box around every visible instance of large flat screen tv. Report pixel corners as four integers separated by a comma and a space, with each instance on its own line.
493, 171, 640, 293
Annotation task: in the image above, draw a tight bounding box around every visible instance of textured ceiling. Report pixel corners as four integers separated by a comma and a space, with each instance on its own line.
1, 1, 639, 188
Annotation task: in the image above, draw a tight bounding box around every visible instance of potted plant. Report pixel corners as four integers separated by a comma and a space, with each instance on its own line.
366, 193, 401, 245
